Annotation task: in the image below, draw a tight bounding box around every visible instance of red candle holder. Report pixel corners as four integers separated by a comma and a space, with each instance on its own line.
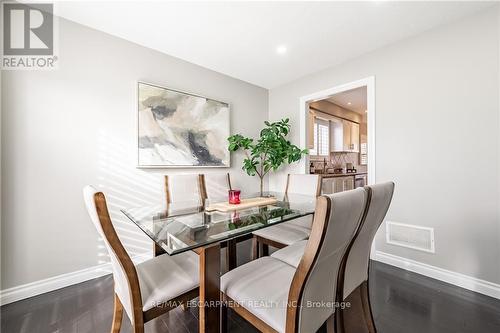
228, 190, 241, 204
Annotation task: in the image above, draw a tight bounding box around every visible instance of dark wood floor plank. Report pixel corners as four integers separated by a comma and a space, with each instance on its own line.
2, 258, 500, 333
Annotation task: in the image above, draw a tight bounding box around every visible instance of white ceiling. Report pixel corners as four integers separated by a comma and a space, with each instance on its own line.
327, 86, 367, 114
55, 1, 494, 89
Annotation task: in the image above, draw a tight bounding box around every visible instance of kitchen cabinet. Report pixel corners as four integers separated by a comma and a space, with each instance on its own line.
350, 122, 360, 152
354, 174, 367, 188
336, 176, 354, 192
333, 178, 344, 193
322, 178, 334, 194
331, 119, 360, 153
322, 176, 355, 194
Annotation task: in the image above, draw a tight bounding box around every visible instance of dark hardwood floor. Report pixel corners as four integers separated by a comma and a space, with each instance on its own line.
2, 258, 500, 333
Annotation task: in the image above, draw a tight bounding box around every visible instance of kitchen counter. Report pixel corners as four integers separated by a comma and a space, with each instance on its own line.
314, 172, 367, 178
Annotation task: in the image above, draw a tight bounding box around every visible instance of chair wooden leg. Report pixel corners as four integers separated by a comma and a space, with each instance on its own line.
326, 313, 336, 333
335, 304, 344, 333
132, 324, 144, 333
221, 300, 228, 333
251, 236, 259, 260
181, 302, 188, 311
261, 243, 269, 257
360, 281, 377, 333
111, 293, 123, 333
341, 284, 372, 333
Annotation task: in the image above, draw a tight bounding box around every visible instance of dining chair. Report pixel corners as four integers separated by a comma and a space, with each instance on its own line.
83, 186, 199, 333
161, 174, 206, 256
220, 187, 368, 333
251, 174, 321, 259
336, 182, 394, 333
200, 172, 232, 200
270, 182, 395, 333
164, 174, 205, 208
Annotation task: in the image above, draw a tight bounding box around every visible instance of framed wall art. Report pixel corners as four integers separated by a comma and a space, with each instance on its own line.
137, 82, 230, 168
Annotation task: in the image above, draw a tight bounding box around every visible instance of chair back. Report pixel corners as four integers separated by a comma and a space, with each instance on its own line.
201, 173, 232, 200
165, 174, 204, 207
83, 186, 141, 321
286, 174, 321, 197
286, 188, 368, 333
343, 182, 395, 298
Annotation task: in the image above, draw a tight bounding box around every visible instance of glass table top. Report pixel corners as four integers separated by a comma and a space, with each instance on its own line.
121, 192, 316, 255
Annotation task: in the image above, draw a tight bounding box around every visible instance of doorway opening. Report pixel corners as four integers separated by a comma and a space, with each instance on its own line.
299, 77, 375, 193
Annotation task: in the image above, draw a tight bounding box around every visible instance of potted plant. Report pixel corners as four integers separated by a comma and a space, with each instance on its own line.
228, 118, 308, 196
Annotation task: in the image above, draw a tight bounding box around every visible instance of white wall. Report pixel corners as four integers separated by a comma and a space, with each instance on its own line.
1, 18, 268, 290
269, 9, 500, 285
2, 4, 499, 299
497, 5, 500, 287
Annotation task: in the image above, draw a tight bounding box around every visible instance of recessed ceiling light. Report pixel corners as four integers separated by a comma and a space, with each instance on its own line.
276, 45, 287, 55
347, 102, 352, 105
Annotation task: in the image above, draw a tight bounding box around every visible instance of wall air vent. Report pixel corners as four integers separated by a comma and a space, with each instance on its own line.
386, 221, 435, 253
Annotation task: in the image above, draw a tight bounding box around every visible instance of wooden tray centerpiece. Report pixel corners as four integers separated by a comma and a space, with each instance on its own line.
205, 197, 277, 212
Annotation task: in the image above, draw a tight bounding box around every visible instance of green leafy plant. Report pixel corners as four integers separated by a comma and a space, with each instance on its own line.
228, 118, 308, 196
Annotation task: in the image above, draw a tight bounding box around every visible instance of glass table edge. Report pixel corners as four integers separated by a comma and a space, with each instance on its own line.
121, 208, 315, 256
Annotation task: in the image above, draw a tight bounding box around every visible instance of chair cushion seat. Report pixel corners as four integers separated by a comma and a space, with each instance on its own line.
253, 223, 310, 246
271, 240, 307, 268
137, 251, 199, 312
221, 257, 296, 333
286, 215, 313, 229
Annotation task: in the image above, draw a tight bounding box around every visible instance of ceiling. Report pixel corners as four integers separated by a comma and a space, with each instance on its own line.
327, 87, 367, 114
55, 1, 494, 89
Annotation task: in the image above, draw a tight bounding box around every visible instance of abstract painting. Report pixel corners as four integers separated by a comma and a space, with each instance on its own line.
137, 82, 230, 167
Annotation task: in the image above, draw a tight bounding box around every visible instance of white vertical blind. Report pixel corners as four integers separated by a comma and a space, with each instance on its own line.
311, 118, 329, 156
360, 142, 368, 164
310, 123, 318, 155
317, 123, 329, 156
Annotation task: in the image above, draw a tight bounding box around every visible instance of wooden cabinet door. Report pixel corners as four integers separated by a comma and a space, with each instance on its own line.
333, 176, 354, 192
344, 176, 354, 190
350, 122, 360, 153
322, 178, 334, 194
333, 178, 344, 193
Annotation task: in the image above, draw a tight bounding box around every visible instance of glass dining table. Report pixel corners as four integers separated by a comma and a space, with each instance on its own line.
121, 191, 316, 333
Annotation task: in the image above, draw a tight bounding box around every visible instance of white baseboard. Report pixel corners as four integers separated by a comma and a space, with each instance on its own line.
0, 253, 150, 306
3, 251, 499, 306
373, 250, 500, 300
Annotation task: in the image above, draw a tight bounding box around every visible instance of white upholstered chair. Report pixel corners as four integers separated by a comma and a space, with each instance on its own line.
200, 173, 232, 200
83, 186, 199, 333
338, 182, 395, 333
158, 174, 206, 256
164, 174, 205, 208
252, 174, 321, 258
285, 173, 322, 196
220, 188, 368, 333
270, 182, 395, 333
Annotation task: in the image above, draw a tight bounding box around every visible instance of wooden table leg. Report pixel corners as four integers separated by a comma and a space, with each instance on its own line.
153, 243, 166, 257
261, 243, 269, 257
199, 243, 221, 333
226, 239, 237, 271
251, 236, 259, 260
